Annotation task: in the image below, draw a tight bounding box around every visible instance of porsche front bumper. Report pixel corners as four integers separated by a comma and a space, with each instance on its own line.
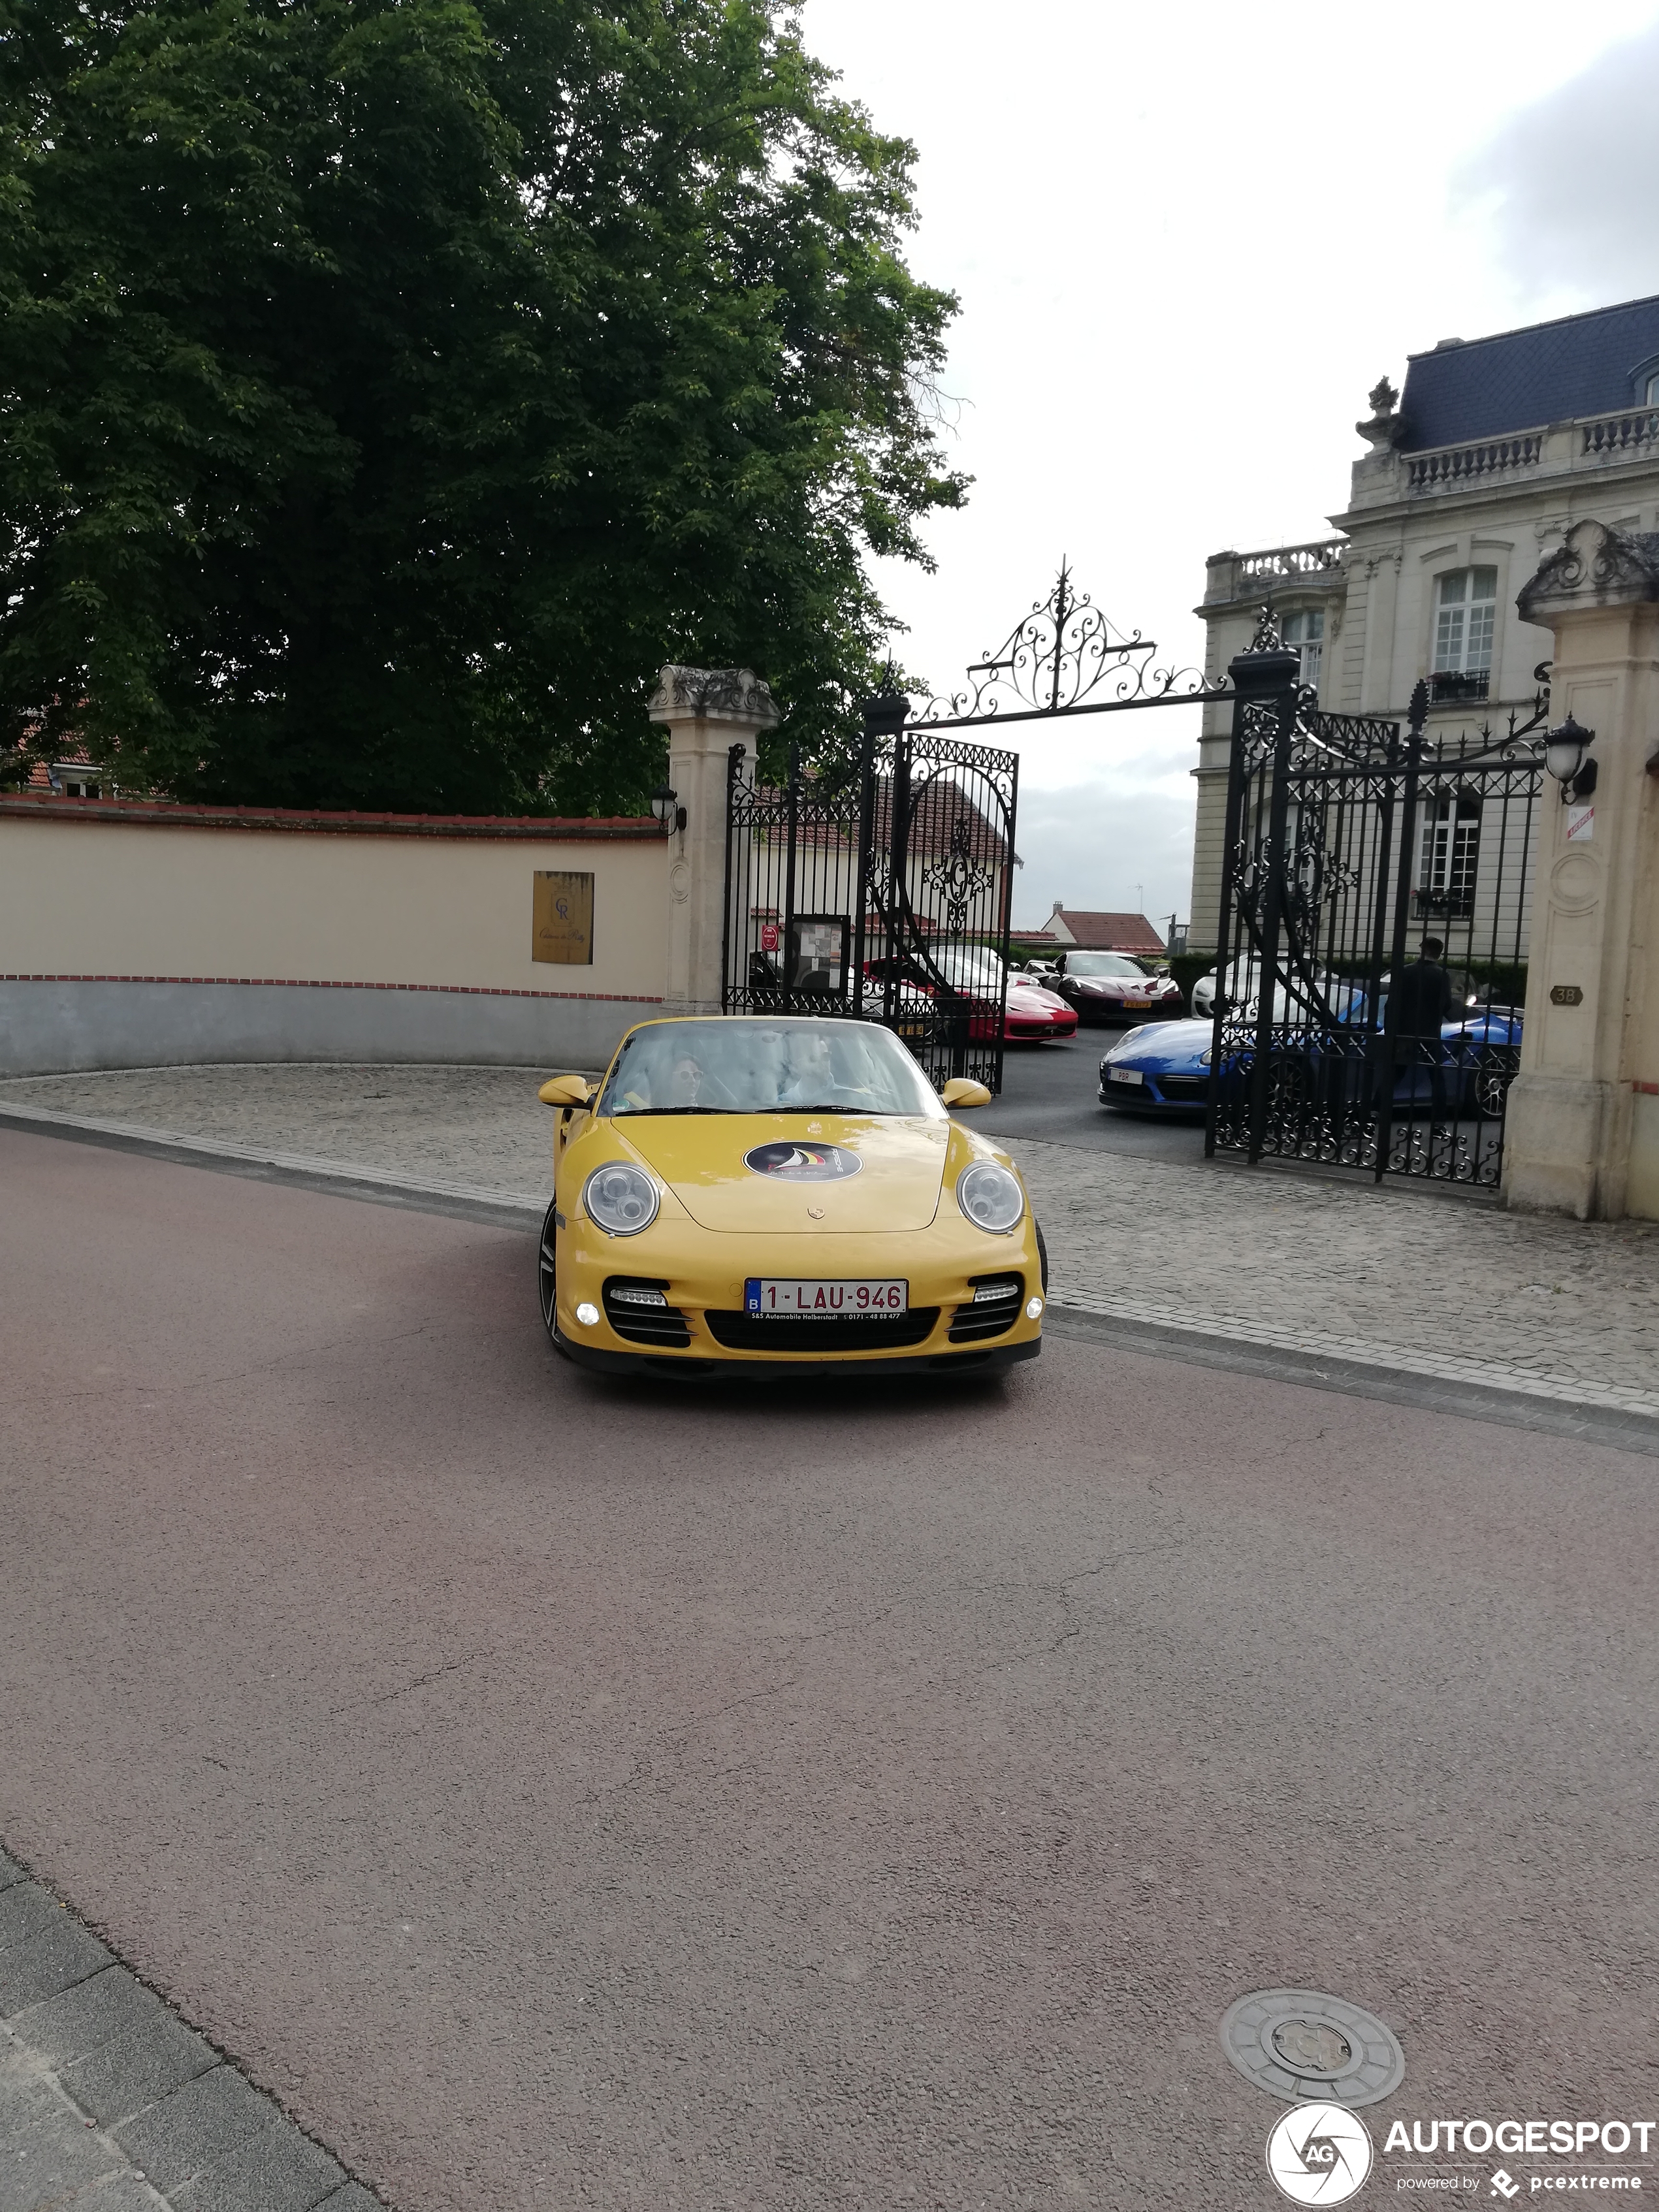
553, 1216, 1044, 1378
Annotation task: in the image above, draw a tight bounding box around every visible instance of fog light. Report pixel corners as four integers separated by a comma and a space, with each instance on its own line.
575, 1300, 600, 1327
1025, 1296, 1044, 1321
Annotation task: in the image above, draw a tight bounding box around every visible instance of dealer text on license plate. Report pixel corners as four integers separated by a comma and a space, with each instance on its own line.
745, 1278, 908, 1317
1107, 1067, 1144, 1085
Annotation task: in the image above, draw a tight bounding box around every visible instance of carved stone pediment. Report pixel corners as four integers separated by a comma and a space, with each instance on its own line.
648, 665, 780, 728
1519, 519, 1659, 619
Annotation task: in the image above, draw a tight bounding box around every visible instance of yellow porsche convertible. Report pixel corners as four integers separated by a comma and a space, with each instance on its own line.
536, 1016, 1046, 1379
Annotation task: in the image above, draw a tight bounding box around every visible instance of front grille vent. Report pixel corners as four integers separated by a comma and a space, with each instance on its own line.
603, 1277, 692, 1347
705, 1309, 939, 1353
1155, 1075, 1207, 1101
950, 1274, 1024, 1342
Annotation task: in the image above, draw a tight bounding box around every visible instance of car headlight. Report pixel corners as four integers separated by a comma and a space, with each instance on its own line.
582, 1162, 660, 1236
1199, 1048, 1213, 1065
956, 1161, 1025, 1234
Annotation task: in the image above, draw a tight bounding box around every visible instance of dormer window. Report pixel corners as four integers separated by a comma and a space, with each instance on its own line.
1430, 568, 1496, 701
1281, 607, 1324, 689
1646, 371, 1659, 407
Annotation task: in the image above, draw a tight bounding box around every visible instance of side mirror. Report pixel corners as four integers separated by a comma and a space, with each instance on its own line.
538, 1074, 592, 1110
941, 1078, 992, 1110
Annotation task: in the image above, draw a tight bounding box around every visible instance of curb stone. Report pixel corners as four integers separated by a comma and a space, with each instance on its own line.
0, 1846, 391, 2212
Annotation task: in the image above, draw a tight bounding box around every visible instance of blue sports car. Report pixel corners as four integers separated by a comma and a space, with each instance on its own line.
1099, 1009, 1522, 1117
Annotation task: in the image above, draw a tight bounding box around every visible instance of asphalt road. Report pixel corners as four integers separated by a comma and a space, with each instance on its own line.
3, 1126, 1656, 2211
978, 1028, 1207, 1161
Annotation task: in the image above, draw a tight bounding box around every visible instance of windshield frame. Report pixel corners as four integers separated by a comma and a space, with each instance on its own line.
596, 1017, 948, 1120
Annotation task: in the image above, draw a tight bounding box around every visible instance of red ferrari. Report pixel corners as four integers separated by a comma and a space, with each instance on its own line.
1001, 970, 1078, 1042
863, 951, 1078, 1044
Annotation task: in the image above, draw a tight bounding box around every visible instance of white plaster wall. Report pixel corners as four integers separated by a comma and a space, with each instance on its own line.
0, 812, 669, 1074
0, 816, 667, 995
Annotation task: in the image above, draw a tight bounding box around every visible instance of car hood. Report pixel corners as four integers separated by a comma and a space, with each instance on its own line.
609, 1114, 951, 1232
1106, 1018, 1212, 1070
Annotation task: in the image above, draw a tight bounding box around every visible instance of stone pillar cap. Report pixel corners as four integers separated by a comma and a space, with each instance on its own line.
648, 666, 780, 728
1519, 519, 1659, 620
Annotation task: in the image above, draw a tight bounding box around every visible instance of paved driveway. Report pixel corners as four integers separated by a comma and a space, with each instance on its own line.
4, 1057, 1657, 1415
3, 1127, 1657, 2209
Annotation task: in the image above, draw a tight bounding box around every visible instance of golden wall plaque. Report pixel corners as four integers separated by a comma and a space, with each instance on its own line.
532, 871, 594, 965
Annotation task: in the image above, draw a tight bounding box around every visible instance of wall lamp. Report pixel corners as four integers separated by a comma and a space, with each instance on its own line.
1543, 713, 1597, 805
649, 782, 686, 833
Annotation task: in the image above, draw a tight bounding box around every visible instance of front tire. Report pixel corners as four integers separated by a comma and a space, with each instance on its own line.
537, 1196, 568, 1356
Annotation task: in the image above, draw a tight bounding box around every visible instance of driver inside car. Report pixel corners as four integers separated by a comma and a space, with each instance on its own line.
779, 1029, 833, 1106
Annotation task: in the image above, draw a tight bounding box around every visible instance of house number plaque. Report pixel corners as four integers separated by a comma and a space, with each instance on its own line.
1550, 984, 1585, 1006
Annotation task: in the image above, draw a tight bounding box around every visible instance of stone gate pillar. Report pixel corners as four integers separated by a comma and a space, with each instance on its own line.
648, 666, 779, 1016
1504, 521, 1659, 1219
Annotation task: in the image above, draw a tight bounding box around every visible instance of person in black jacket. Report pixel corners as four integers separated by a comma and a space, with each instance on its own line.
1375, 937, 1455, 1129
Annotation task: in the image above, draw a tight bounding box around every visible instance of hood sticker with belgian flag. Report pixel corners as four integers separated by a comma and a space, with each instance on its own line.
743, 1142, 863, 1183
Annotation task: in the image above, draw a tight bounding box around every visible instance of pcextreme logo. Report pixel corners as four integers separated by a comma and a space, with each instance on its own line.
1266, 2103, 1374, 2204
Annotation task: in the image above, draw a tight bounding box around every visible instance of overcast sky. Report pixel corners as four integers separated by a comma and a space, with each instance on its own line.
803, 0, 1659, 932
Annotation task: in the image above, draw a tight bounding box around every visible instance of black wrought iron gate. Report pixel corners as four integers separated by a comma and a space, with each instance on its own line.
722, 700, 1020, 1093
721, 572, 1549, 1166
1206, 635, 1546, 1187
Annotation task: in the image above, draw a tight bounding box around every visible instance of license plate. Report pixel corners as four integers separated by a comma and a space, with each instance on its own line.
1106, 1066, 1144, 1085
1122, 998, 1151, 1010
745, 1277, 908, 1317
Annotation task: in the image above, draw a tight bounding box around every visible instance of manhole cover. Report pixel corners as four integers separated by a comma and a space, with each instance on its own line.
1220, 1989, 1405, 2108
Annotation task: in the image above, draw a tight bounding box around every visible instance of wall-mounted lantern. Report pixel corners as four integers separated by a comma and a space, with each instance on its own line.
649, 782, 686, 833
1543, 713, 1597, 805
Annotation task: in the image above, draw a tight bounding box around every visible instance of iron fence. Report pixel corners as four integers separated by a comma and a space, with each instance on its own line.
1206, 643, 1546, 1188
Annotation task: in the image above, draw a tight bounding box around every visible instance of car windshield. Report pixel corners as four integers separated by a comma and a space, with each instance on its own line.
1066, 954, 1147, 978
597, 1019, 946, 1117
929, 944, 1005, 989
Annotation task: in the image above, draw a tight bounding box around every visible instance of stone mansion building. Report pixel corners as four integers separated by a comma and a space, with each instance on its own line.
1188, 293, 1659, 957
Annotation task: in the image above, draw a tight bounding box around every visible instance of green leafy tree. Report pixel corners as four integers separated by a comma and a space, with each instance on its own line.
0, 0, 963, 810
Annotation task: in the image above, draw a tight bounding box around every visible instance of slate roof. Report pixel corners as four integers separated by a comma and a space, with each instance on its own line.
1398, 293, 1659, 453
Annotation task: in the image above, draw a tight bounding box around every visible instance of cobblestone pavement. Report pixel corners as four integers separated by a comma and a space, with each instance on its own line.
3, 1061, 1656, 1417
0, 1847, 376, 2212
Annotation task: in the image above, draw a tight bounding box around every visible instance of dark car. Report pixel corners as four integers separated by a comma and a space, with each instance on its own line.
1054, 950, 1184, 1026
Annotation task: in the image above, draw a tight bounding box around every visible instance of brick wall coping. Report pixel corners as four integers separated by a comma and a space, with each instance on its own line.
0, 794, 662, 841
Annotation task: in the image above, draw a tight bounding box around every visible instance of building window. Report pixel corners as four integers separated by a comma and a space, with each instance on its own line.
1646, 371, 1659, 407
1417, 787, 1480, 918
1430, 566, 1496, 700
1281, 607, 1323, 688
